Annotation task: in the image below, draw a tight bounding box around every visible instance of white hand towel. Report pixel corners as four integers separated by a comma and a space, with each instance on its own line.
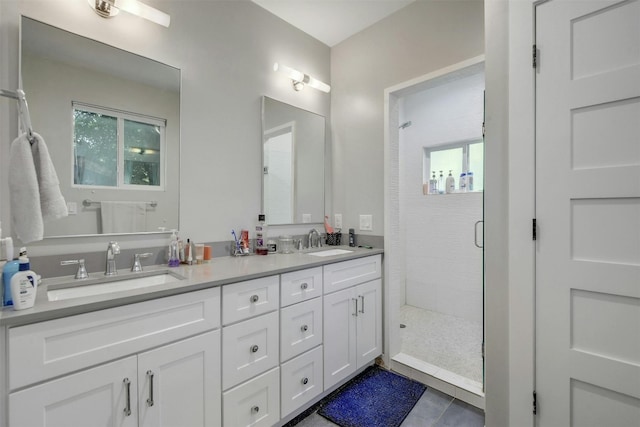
9, 133, 43, 243
101, 201, 147, 233
30, 132, 68, 222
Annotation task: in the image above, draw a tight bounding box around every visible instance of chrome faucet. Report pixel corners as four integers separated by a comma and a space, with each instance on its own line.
105, 241, 120, 276
307, 228, 321, 249
60, 259, 88, 279
131, 252, 153, 272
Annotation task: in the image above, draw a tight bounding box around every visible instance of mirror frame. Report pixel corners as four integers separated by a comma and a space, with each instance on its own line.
19, 16, 181, 239
261, 96, 325, 226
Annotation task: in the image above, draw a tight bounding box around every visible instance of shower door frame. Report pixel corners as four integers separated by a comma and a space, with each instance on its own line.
383, 55, 486, 393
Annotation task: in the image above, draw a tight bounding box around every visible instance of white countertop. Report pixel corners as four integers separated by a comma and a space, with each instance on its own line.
0, 246, 383, 327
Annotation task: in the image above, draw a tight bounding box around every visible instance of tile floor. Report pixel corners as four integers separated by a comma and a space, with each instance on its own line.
287, 386, 484, 427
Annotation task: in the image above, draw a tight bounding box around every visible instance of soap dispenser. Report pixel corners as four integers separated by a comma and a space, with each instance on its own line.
168, 230, 180, 267
446, 170, 455, 194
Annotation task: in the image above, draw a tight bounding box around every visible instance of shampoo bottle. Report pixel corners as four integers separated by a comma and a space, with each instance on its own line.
3, 240, 19, 307
10, 256, 38, 310
446, 170, 455, 194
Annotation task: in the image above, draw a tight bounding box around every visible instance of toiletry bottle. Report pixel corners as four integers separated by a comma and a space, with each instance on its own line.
168, 230, 180, 267
349, 228, 356, 247
438, 171, 444, 194
10, 256, 38, 310
467, 171, 474, 191
186, 238, 193, 265
446, 170, 455, 193
459, 172, 467, 192
2, 238, 16, 306
430, 171, 438, 194
255, 214, 267, 252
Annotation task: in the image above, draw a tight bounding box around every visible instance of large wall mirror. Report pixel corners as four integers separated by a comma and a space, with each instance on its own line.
262, 97, 325, 225
20, 16, 180, 238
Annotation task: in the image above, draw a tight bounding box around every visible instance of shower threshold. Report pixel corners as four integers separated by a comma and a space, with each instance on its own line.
391, 352, 484, 409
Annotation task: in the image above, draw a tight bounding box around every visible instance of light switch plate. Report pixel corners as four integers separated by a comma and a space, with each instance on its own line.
359, 214, 373, 231
334, 214, 343, 229
67, 202, 77, 215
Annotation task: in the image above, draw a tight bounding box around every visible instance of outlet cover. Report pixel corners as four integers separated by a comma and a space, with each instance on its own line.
359, 214, 373, 231
67, 202, 77, 215
334, 214, 343, 229
302, 214, 312, 223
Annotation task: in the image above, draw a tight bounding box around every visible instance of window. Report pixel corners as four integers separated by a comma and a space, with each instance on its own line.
424, 139, 484, 192
73, 103, 166, 190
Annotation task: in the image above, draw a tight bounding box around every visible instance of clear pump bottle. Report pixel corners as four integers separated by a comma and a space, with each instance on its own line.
446, 170, 455, 193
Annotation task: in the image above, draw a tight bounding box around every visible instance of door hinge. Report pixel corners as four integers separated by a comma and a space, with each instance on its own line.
533, 390, 538, 414
481, 341, 485, 359
532, 218, 537, 241
532, 44, 538, 68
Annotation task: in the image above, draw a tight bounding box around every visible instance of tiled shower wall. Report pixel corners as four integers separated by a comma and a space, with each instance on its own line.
399, 67, 484, 325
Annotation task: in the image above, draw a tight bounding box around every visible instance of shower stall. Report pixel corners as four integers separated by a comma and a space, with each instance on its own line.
384, 58, 485, 406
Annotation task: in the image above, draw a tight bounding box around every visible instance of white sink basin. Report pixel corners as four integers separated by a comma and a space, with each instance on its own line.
47, 270, 185, 301
307, 249, 354, 257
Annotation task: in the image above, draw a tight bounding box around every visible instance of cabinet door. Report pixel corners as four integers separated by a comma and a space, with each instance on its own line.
323, 287, 357, 390
356, 279, 382, 367
138, 330, 221, 427
9, 356, 138, 427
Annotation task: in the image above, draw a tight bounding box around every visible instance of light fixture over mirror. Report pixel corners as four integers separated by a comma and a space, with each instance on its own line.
273, 63, 331, 93
88, 0, 171, 27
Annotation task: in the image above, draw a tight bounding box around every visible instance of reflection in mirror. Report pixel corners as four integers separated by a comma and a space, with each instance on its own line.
262, 97, 325, 225
20, 16, 180, 237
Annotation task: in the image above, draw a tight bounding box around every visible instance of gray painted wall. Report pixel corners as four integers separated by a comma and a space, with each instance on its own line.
330, 0, 484, 237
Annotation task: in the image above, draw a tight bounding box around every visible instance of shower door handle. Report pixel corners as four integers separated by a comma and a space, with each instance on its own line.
474, 220, 484, 249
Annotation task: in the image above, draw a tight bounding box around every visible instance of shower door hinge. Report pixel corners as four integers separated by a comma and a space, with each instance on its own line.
533, 390, 538, 414
481, 341, 485, 359
532, 44, 538, 69
532, 218, 537, 241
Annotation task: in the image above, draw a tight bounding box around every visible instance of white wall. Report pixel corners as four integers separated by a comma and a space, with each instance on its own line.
400, 71, 484, 324
331, 0, 484, 237
0, 0, 331, 254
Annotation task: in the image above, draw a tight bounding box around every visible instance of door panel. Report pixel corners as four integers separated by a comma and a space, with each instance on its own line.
536, 0, 640, 426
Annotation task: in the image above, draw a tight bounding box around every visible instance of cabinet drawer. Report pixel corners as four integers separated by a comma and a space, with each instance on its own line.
323, 255, 381, 294
222, 275, 279, 325
280, 346, 323, 418
222, 311, 279, 390
223, 367, 280, 427
280, 297, 323, 362
8, 287, 221, 390
280, 267, 322, 307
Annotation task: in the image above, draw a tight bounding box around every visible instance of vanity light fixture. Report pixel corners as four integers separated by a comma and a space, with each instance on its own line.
273, 63, 331, 93
89, 0, 171, 28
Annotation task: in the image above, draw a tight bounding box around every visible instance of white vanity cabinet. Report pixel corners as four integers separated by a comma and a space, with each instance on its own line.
323, 255, 382, 390
7, 288, 222, 427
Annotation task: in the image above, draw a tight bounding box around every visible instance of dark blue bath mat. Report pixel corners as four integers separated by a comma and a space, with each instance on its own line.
318, 366, 426, 427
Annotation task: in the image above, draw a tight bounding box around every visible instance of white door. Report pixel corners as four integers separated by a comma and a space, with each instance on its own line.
356, 279, 382, 367
9, 356, 138, 427
536, 1, 640, 426
137, 331, 221, 427
323, 287, 358, 389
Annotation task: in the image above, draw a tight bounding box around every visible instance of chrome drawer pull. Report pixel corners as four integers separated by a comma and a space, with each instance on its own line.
300, 282, 309, 290
352, 298, 358, 316
252, 406, 260, 413
123, 378, 132, 416
359, 295, 365, 314
250, 294, 259, 303
301, 324, 308, 332
301, 377, 309, 385
146, 370, 155, 407
251, 344, 259, 353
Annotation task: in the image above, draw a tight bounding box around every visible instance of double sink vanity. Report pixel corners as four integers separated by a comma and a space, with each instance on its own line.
0, 247, 383, 427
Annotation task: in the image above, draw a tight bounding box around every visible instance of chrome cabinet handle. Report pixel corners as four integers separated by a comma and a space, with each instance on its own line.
352, 298, 358, 316
474, 220, 484, 248
300, 282, 309, 290
251, 345, 259, 353
359, 295, 365, 314
301, 324, 308, 332
250, 294, 259, 303
251, 406, 260, 413
123, 378, 132, 416
301, 377, 309, 385
146, 370, 155, 407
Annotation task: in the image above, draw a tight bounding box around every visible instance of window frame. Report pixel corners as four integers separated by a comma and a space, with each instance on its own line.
71, 102, 167, 191
423, 137, 484, 192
